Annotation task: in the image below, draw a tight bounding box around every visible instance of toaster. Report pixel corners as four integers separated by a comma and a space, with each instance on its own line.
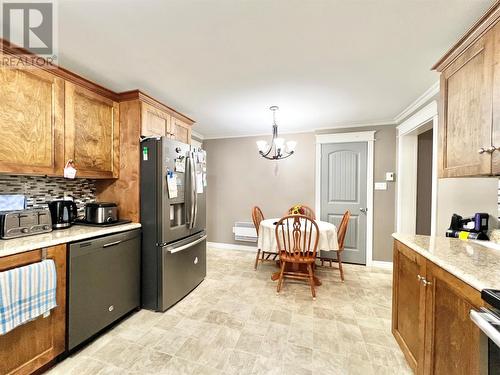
0, 209, 52, 239
84, 202, 118, 224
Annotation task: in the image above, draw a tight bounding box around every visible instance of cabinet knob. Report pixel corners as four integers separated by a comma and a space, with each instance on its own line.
478, 148, 486, 154
417, 274, 423, 281
422, 279, 432, 287
486, 146, 497, 153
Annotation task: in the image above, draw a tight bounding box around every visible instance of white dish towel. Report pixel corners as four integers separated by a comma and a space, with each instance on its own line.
0, 259, 57, 335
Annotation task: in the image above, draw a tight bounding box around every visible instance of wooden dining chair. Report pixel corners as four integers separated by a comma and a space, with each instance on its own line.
275, 215, 319, 299
317, 210, 350, 282
287, 204, 316, 220
252, 206, 278, 270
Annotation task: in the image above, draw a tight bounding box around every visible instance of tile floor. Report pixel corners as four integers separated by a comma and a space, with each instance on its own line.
47, 248, 412, 375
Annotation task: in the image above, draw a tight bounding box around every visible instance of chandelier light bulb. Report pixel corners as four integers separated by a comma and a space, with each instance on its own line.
286, 141, 297, 152
256, 140, 268, 152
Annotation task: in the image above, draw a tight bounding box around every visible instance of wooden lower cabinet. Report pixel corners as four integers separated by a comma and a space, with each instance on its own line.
0, 245, 66, 375
423, 262, 482, 375
392, 241, 427, 373
392, 240, 482, 375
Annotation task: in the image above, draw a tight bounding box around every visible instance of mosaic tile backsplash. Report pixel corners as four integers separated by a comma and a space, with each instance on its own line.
0, 175, 96, 215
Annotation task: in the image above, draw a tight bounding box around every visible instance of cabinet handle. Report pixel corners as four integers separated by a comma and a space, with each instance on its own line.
478, 148, 486, 154
422, 279, 432, 287
417, 274, 423, 281
486, 146, 497, 153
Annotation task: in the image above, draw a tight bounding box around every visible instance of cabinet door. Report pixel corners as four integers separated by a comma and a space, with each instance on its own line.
423, 262, 482, 375
170, 116, 191, 144
65, 82, 120, 178
0, 62, 64, 175
141, 102, 170, 137
392, 241, 426, 374
0, 245, 66, 375
491, 22, 500, 174
439, 29, 494, 177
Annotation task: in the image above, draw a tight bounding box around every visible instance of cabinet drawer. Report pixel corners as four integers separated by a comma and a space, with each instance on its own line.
160, 235, 206, 311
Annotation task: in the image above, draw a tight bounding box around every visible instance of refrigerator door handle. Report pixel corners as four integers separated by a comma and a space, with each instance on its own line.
189, 152, 196, 229
166, 234, 207, 254
192, 151, 199, 229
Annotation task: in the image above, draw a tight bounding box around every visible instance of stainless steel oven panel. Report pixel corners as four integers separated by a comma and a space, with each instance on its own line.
470, 308, 500, 374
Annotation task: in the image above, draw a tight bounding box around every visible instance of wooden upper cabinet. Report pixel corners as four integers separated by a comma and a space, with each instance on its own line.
423, 262, 482, 375
141, 102, 171, 137
438, 29, 494, 177
491, 22, 500, 174
392, 241, 426, 374
65, 82, 120, 179
170, 116, 192, 144
0, 62, 64, 175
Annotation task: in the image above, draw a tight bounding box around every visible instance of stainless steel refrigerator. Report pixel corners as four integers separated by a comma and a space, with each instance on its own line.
140, 137, 207, 311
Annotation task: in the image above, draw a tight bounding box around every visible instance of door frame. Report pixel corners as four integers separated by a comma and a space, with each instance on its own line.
315, 131, 375, 266
396, 100, 438, 235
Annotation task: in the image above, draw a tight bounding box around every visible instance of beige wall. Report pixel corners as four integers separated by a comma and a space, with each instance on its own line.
436, 178, 498, 234
204, 124, 397, 262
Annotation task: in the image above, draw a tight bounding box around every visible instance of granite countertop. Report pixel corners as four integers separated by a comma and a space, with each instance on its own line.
0, 222, 142, 258
393, 233, 500, 291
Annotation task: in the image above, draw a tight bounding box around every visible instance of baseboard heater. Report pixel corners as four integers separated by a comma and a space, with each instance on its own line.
232, 221, 257, 242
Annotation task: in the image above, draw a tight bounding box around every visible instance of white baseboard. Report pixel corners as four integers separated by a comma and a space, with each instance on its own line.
371, 260, 393, 269
207, 241, 257, 252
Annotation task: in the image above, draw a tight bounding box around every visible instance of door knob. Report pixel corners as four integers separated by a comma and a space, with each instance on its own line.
359, 208, 368, 213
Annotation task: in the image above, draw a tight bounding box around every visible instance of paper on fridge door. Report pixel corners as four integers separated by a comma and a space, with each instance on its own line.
167, 173, 178, 198
196, 171, 203, 193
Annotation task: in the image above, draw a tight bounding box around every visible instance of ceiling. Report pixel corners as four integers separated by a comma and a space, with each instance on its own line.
56, 0, 494, 138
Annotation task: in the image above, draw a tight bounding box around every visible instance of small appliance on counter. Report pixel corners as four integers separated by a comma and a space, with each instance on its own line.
48, 200, 78, 229
73, 202, 131, 227
446, 213, 489, 240
84, 202, 118, 224
0, 209, 52, 239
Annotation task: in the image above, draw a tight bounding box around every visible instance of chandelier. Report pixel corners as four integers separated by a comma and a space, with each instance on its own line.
256, 106, 296, 160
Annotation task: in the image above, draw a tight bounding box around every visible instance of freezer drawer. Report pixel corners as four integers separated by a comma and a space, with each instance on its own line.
160, 232, 207, 311
68, 229, 141, 350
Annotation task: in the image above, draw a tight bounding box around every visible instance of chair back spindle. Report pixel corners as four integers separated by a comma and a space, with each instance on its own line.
336, 211, 351, 251
275, 215, 319, 260
252, 206, 265, 236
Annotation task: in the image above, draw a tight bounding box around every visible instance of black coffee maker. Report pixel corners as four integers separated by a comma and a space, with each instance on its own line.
48, 200, 78, 229
446, 213, 489, 240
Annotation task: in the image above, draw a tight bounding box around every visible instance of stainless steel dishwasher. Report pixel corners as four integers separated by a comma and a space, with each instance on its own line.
68, 229, 141, 350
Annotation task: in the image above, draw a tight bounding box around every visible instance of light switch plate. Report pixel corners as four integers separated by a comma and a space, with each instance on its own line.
375, 182, 387, 190
385, 172, 394, 181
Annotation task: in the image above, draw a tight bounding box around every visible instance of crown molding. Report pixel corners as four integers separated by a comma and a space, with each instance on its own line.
393, 81, 440, 124
191, 131, 205, 140
202, 119, 395, 140
432, 1, 500, 71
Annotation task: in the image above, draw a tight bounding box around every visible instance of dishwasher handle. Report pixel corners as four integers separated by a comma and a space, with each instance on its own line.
470, 309, 500, 348
103, 240, 122, 248
167, 235, 207, 254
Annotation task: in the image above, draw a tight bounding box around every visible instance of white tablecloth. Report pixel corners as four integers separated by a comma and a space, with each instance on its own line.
257, 218, 339, 253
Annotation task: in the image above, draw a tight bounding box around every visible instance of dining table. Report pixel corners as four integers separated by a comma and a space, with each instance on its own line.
257, 218, 339, 286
